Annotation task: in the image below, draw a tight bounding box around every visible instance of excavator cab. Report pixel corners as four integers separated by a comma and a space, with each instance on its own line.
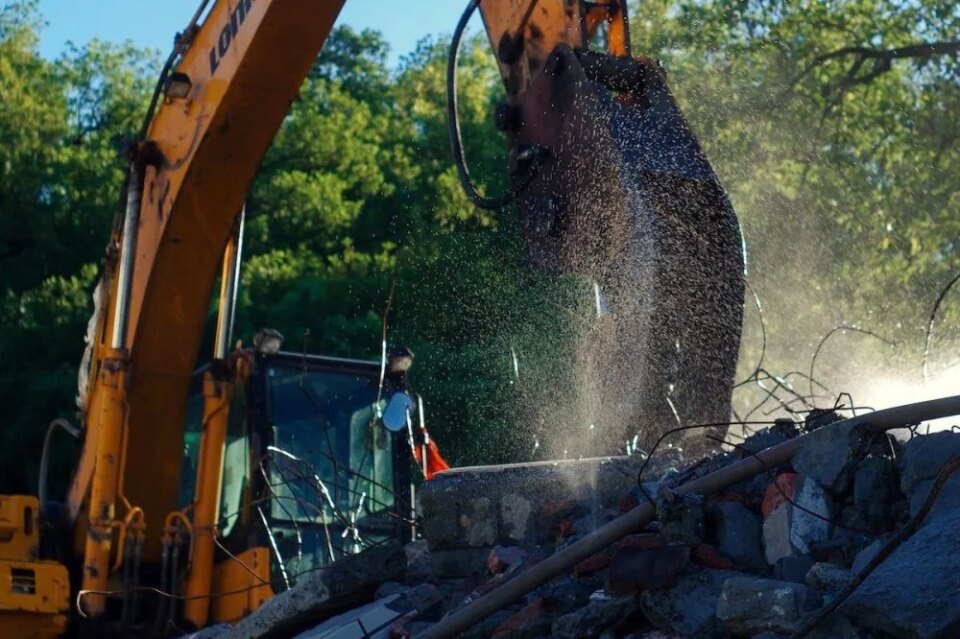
176, 350, 412, 618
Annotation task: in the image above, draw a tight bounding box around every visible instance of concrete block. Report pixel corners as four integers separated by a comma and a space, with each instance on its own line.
842, 509, 960, 639
793, 419, 865, 493
710, 500, 766, 571
716, 576, 807, 635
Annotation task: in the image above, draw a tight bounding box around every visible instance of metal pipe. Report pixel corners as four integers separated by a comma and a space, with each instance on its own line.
416, 395, 960, 639
111, 163, 142, 350
214, 207, 245, 359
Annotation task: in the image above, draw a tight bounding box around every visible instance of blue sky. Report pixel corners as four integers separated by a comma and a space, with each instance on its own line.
37, 0, 473, 67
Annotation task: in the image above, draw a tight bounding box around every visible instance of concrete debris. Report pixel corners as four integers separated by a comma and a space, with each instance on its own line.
228, 545, 406, 639
805, 562, 854, 598
849, 534, 893, 574
715, 576, 808, 635
901, 433, 960, 522
709, 501, 766, 572
899, 431, 960, 493
551, 595, 638, 639
295, 584, 442, 639
488, 545, 528, 576
606, 545, 690, 594
404, 540, 435, 584
789, 476, 833, 554
656, 491, 705, 545
842, 508, 960, 639
772, 555, 814, 584
194, 426, 960, 639
638, 569, 735, 638
738, 419, 800, 456
907, 474, 960, 521
792, 419, 865, 494
852, 456, 900, 530
762, 499, 793, 565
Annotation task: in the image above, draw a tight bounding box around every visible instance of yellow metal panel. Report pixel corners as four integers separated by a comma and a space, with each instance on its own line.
0, 560, 70, 614
0, 496, 40, 562
211, 547, 273, 624
0, 611, 67, 639
479, 0, 585, 95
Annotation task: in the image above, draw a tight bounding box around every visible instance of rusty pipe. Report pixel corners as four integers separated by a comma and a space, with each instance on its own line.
416, 394, 960, 639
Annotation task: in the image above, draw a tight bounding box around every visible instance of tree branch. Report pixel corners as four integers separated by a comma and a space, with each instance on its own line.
792, 40, 960, 89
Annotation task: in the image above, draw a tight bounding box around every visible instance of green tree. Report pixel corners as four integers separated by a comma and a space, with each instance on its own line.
627, 0, 960, 411
0, 1, 155, 492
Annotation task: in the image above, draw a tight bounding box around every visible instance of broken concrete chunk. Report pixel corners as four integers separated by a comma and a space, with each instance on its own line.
490, 597, 554, 639
500, 492, 535, 542
773, 555, 814, 584
899, 431, 960, 493
850, 534, 892, 574
853, 456, 899, 530
529, 576, 597, 617
639, 568, 737, 638
761, 473, 799, 519
790, 476, 832, 553
606, 545, 690, 594
763, 503, 793, 565
907, 474, 960, 523
805, 562, 853, 598
842, 509, 960, 639
295, 584, 442, 639
182, 624, 234, 639
488, 545, 528, 576
716, 576, 807, 635
803, 409, 844, 432
656, 491, 705, 545
374, 581, 407, 599
418, 458, 638, 551
462, 495, 498, 546
763, 475, 832, 566
792, 419, 864, 493
709, 500, 766, 572
738, 419, 801, 456
404, 540, 434, 584
551, 595, 638, 639
429, 547, 491, 578
230, 545, 406, 639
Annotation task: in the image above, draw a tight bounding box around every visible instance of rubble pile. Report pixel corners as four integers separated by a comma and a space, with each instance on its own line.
198, 415, 960, 639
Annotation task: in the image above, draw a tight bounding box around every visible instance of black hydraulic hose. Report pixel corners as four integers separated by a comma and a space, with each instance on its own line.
120, 533, 133, 629
152, 541, 170, 634
447, 0, 541, 210
922, 270, 960, 382
38, 419, 80, 517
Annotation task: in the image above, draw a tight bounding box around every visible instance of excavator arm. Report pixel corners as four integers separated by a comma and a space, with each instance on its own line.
10, 0, 744, 635
69, 0, 349, 618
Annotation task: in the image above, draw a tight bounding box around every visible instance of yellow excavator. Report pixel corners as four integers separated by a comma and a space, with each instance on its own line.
0, 0, 744, 636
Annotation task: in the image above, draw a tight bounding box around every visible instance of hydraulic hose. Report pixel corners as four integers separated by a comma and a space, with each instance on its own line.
38, 418, 81, 517
447, 0, 541, 210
